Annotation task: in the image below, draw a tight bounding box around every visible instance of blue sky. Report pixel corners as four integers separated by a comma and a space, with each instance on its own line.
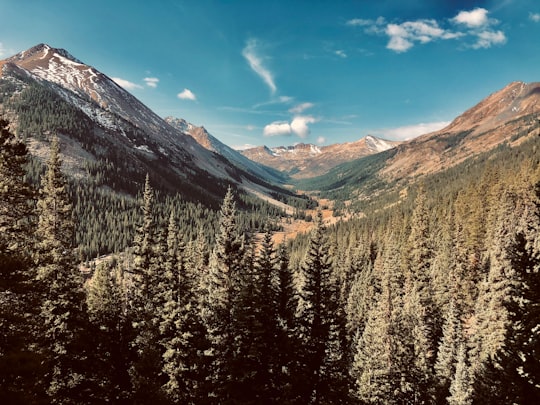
1, 0, 540, 149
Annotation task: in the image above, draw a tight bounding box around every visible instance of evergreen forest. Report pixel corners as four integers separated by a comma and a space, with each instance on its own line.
1, 116, 540, 404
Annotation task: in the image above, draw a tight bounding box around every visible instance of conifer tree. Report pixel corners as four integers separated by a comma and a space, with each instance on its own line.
248, 231, 280, 401
86, 261, 131, 402
34, 136, 90, 402
295, 211, 348, 404
198, 186, 245, 401
434, 299, 463, 401
128, 174, 165, 402
275, 242, 298, 399
351, 230, 405, 404
160, 211, 206, 403
0, 118, 34, 254
402, 186, 437, 402
447, 344, 473, 405
0, 118, 41, 402
476, 184, 540, 402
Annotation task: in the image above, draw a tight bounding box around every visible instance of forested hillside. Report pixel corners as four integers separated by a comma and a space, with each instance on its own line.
2, 108, 540, 404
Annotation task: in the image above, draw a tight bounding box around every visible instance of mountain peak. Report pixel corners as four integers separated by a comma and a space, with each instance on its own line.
10, 43, 83, 65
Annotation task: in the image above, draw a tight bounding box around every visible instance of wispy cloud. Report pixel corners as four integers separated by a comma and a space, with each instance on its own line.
316, 136, 327, 145
242, 39, 277, 94
144, 77, 159, 88
471, 30, 506, 49
0, 42, 5, 57
347, 7, 507, 53
289, 102, 314, 114
112, 77, 143, 90
178, 88, 197, 101
335, 50, 347, 58
529, 12, 540, 22
263, 115, 318, 138
374, 121, 450, 141
386, 20, 462, 52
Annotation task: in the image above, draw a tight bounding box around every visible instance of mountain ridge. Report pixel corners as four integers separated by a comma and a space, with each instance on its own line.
0, 43, 293, 205
241, 135, 400, 178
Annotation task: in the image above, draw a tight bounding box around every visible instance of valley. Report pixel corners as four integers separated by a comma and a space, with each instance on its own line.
2, 42, 540, 404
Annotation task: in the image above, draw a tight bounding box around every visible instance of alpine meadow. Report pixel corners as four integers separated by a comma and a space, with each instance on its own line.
1, 1, 540, 404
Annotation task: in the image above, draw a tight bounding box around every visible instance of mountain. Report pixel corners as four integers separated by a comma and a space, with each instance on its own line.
297, 80, 540, 199
241, 135, 400, 178
0, 44, 291, 204
165, 116, 286, 184
381, 81, 540, 180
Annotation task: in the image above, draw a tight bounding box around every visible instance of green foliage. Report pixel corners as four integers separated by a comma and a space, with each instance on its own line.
34, 136, 91, 402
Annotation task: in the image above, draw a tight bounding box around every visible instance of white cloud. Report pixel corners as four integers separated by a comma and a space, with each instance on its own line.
242, 39, 277, 94
335, 50, 347, 58
529, 12, 540, 22
349, 8, 506, 53
144, 77, 159, 88
0, 42, 5, 57
177, 88, 197, 101
376, 121, 451, 141
386, 30, 414, 52
289, 102, 314, 114
316, 136, 327, 145
472, 30, 507, 49
385, 20, 461, 53
263, 121, 292, 137
291, 115, 317, 138
452, 8, 489, 28
346, 18, 373, 27
112, 77, 143, 90
263, 115, 318, 138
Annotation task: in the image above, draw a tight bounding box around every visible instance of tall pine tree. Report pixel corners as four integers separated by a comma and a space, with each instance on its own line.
34, 136, 90, 402
295, 211, 348, 404
0, 118, 42, 402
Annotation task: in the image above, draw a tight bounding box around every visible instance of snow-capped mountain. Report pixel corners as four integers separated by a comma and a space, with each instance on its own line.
0, 44, 289, 202
241, 136, 400, 178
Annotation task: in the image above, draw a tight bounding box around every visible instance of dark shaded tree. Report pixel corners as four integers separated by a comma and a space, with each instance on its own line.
34, 136, 90, 402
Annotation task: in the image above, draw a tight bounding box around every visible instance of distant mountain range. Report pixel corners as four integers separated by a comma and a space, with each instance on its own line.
240, 136, 400, 178
1, 43, 539, 207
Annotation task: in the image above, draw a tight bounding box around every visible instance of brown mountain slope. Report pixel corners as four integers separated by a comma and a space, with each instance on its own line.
381, 81, 540, 180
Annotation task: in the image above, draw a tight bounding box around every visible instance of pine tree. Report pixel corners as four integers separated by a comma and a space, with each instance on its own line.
0, 118, 34, 253
0, 118, 42, 402
350, 230, 405, 404
198, 186, 245, 401
402, 186, 437, 402
447, 344, 473, 405
160, 211, 206, 403
476, 184, 540, 403
434, 299, 463, 401
86, 261, 131, 402
295, 211, 348, 404
249, 231, 280, 401
275, 242, 298, 400
34, 136, 90, 402
127, 174, 166, 402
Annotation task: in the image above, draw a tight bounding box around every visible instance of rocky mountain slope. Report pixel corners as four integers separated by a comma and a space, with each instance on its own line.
165, 117, 285, 184
0, 44, 290, 203
241, 135, 400, 178
381, 81, 540, 180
